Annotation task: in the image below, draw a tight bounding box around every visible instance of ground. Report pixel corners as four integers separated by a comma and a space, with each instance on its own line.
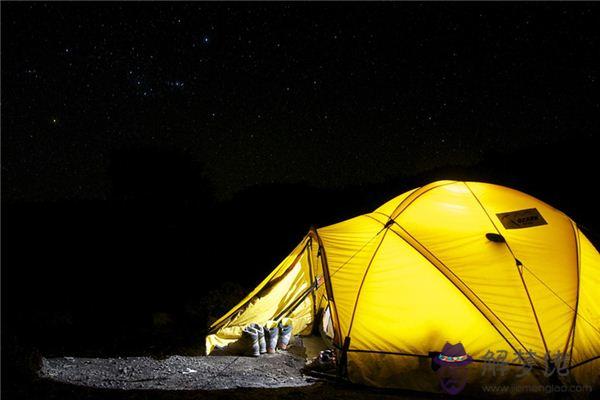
39, 351, 310, 391
19, 337, 436, 400
16, 336, 588, 400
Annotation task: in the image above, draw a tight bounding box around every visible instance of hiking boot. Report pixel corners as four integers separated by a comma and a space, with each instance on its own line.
264, 320, 279, 354
277, 318, 293, 350
319, 349, 336, 363
249, 323, 267, 354
241, 325, 260, 357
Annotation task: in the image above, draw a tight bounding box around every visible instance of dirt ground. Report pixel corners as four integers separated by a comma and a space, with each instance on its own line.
26, 337, 436, 400
31, 335, 590, 400
39, 351, 311, 391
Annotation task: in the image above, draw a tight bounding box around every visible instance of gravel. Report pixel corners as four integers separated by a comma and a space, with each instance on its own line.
39, 350, 313, 391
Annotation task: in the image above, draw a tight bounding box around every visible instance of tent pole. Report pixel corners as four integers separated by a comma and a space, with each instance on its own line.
338, 336, 351, 378
310, 226, 344, 350
207, 236, 311, 334
307, 237, 318, 322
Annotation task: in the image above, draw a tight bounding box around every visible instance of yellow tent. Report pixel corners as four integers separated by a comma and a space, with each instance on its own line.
206, 181, 600, 392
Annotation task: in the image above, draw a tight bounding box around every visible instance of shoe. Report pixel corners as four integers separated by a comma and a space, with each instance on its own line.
241, 325, 260, 357
264, 320, 279, 354
319, 349, 335, 363
249, 323, 267, 354
277, 318, 293, 350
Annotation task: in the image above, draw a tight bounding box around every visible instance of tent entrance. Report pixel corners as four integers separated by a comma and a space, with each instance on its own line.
205, 235, 324, 354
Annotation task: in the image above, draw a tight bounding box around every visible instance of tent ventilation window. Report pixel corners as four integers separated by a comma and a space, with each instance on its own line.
486, 233, 505, 243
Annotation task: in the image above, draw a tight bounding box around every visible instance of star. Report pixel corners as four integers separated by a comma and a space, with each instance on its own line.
167, 80, 185, 89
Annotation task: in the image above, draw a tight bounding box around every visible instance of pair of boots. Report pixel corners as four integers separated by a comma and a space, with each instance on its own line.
241, 318, 293, 357
264, 319, 293, 353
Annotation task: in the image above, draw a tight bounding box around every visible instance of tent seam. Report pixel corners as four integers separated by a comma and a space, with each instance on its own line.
388, 181, 457, 221
328, 219, 384, 279
208, 236, 311, 334
567, 222, 581, 367
569, 355, 600, 370
307, 239, 318, 321
463, 182, 551, 358
310, 227, 344, 348
347, 349, 534, 368
384, 221, 532, 366
346, 228, 389, 339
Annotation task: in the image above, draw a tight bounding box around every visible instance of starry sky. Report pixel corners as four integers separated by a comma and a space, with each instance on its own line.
2, 3, 598, 202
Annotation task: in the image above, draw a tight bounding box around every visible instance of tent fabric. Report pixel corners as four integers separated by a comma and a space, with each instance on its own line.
205, 181, 599, 391
205, 235, 327, 354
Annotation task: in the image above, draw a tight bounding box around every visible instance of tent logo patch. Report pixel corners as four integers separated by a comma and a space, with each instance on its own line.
496, 208, 547, 229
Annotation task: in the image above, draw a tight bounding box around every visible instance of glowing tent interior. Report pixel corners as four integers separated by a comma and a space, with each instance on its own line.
206, 180, 600, 392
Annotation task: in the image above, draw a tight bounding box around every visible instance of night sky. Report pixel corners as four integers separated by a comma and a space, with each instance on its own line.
2, 3, 599, 202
